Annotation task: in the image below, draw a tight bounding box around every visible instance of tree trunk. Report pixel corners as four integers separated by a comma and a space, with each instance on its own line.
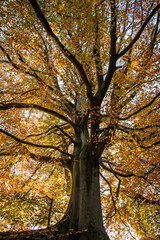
63, 130, 110, 240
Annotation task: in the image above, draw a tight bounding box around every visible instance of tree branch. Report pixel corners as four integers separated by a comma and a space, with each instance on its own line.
110, 0, 117, 61
117, 4, 160, 59
139, 140, 160, 149
95, 0, 117, 103
118, 127, 160, 149
28, 0, 93, 101
0, 45, 19, 70
93, 6, 103, 89
118, 92, 160, 120
1, 43, 75, 116
0, 88, 40, 104
118, 124, 160, 132
0, 128, 72, 157
0, 44, 57, 93
100, 172, 117, 218
148, 11, 160, 53
0, 102, 75, 127
55, 125, 75, 144
121, 188, 160, 206
0, 147, 71, 168
100, 160, 134, 178
134, 193, 160, 206
108, 162, 121, 199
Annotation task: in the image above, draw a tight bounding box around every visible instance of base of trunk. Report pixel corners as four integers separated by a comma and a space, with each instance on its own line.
0, 217, 110, 240
0, 229, 109, 240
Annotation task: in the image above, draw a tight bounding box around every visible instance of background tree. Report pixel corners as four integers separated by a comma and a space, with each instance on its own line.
0, 0, 159, 239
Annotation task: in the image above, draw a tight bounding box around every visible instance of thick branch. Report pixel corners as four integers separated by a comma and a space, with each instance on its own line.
95, 0, 117, 104
28, 0, 93, 101
0, 102, 75, 127
93, 7, 103, 88
117, 4, 160, 59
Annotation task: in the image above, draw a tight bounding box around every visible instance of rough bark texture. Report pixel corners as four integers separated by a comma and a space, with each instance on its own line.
66, 143, 109, 240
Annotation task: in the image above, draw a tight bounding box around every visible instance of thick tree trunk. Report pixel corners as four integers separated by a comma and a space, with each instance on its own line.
66, 145, 110, 240
60, 124, 110, 240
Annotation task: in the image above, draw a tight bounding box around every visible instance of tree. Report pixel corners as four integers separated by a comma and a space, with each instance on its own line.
0, 0, 159, 239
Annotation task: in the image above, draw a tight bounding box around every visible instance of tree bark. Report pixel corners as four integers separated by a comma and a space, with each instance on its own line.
66, 144, 110, 240
60, 126, 110, 240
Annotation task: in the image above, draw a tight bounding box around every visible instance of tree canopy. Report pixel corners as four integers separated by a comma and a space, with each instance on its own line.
0, 0, 160, 239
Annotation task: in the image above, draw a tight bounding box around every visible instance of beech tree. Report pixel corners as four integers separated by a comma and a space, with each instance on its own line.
0, 0, 160, 239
